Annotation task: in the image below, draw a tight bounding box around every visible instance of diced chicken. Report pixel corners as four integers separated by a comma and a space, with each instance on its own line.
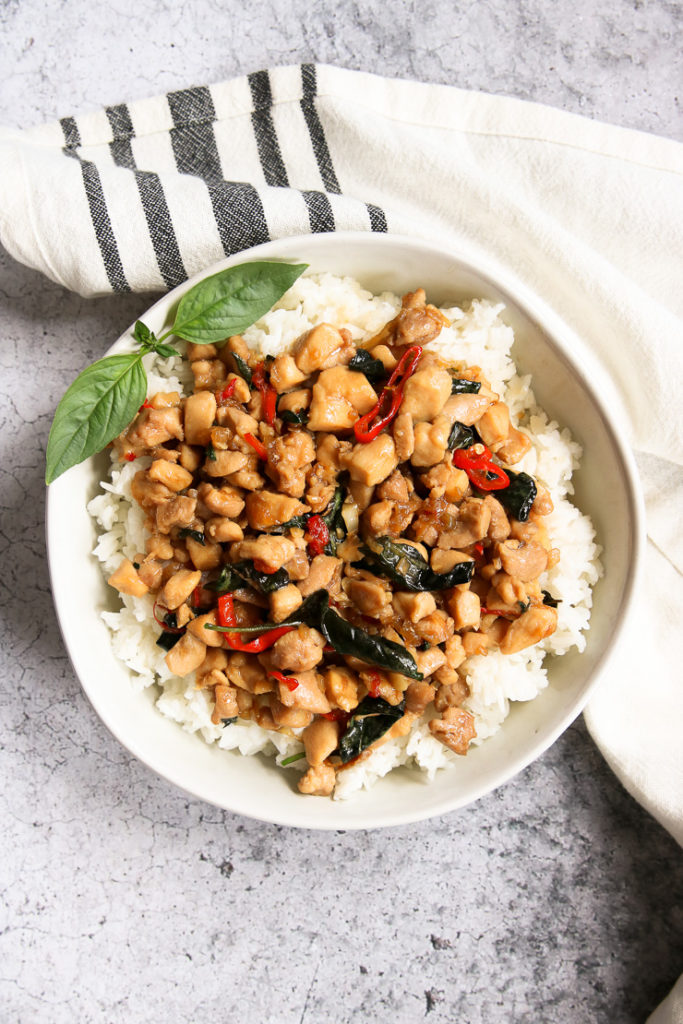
346, 577, 391, 618
283, 547, 310, 581
298, 555, 342, 599
226, 652, 273, 694
244, 490, 307, 531
203, 450, 248, 478
499, 606, 558, 654
497, 539, 549, 582
107, 558, 149, 597
443, 392, 493, 426
497, 426, 532, 465
405, 679, 437, 713
179, 444, 203, 473
393, 412, 414, 461
362, 500, 393, 535
186, 610, 225, 648
344, 435, 399, 487
267, 430, 316, 498
323, 666, 360, 712
445, 589, 481, 630
429, 707, 476, 754
136, 558, 163, 590
392, 591, 436, 623
278, 388, 312, 414
159, 568, 202, 610
278, 670, 331, 713
146, 533, 174, 560
443, 634, 467, 670
433, 675, 470, 710
234, 535, 296, 572
395, 306, 446, 346
298, 763, 336, 796
271, 626, 326, 673
192, 358, 226, 391
293, 323, 351, 375
307, 366, 378, 432
437, 498, 491, 548
187, 342, 217, 361
184, 391, 216, 446
156, 495, 197, 534
430, 549, 474, 574
130, 471, 174, 510
462, 631, 494, 657
165, 632, 207, 677
185, 535, 222, 571
415, 610, 455, 645
399, 367, 452, 422
421, 459, 469, 503
210, 684, 239, 724
270, 699, 314, 729
270, 354, 308, 393
410, 417, 451, 468
197, 482, 245, 519
413, 648, 447, 679
269, 583, 303, 623
148, 460, 193, 493
204, 518, 244, 543
484, 496, 511, 542
302, 718, 340, 766
127, 406, 184, 449
476, 401, 511, 450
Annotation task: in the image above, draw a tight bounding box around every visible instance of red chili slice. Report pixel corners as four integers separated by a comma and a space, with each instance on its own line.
453, 444, 510, 491
124, 452, 136, 462
244, 432, 268, 460
217, 594, 237, 628
367, 670, 382, 698
252, 363, 278, 426
223, 625, 296, 654
218, 378, 237, 402
268, 669, 299, 691
152, 600, 184, 633
306, 515, 329, 557
353, 344, 423, 443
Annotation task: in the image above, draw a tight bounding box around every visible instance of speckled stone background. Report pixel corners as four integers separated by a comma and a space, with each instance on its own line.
1, 2, 682, 1022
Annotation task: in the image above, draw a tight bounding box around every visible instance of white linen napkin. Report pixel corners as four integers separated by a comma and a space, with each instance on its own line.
0, 63, 681, 1018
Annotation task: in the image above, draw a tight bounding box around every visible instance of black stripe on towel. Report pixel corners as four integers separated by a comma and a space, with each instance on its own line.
301, 190, 335, 234
167, 86, 270, 256
300, 64, 341, 194
104, 105, 187, 289
366, 203, 388, 233
248, 70, 290, 187
60, 117, 131, 293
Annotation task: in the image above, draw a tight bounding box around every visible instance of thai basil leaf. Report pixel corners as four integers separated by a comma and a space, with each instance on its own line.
168, 261, 308, 345
156, 631, 182, 651
230, 353, 253, 387
355, 537, 474, 592
321, 485, 346, 555
205, 566, 242, 593
293, 591, 423, 679
133, 320, 154, 347
206, 442, 217, 461
232, 560, 290, 593
496, 470, 537, 523
337, 696, 406, 763
450, 376, 481, 395
447, 422, 479, 451
280, 408, 309, 426
349, 349, 385, 383
542, 590, 560, 608
45, 353, 146, 484
179, 527, 206, 545
221, 717, 238, 727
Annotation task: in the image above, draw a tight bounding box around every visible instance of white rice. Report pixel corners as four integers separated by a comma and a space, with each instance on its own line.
88, 273, 602, 799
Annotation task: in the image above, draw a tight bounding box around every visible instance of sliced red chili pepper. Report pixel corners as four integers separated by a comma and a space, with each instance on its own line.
152, 601, 184, 633
453, 444, 510, 491
252, 362, 278, 426
138, 399, 153, 412
218, 378, 237, 402
244, 432, 268, 460
322, 709, 350, 727
353, 344, 422, 443
223, 624, 296, 654
268, 669, 299, 691
124, 452, 136, 462
306, 514, 329, 557
217, 594, 237, 628
472, 541, 485, 559
191, 586, 201, 609
367, 670, 382, 698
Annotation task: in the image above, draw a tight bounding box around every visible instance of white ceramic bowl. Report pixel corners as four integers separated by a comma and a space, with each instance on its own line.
46, 233, 644, 830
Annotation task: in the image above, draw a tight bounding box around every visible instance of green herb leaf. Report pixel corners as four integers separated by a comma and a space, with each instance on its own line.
280, 408, 309, 426
232, 560, 290, 593
542, 590, 559, 608
450, 376, 481, 395
167, 261, 308, 346
293, 591, 423, 679
354, 537, 474, 592
496, 470, 537, 523
152, 343, 178, 359
336, 696, 406, 763
134, 320, 154, 348
46, 353, 146, 484
205, 565, 242, 594
178, 528, 205, 545
447, 421, 479, 451
348, 349, 385, 382
156, 631, 182, 651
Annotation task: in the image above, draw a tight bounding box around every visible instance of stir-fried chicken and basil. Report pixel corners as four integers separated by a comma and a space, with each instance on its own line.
107, 289, 559, 797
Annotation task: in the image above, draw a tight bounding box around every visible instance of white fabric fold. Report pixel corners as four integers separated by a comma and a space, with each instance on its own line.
0, 63, 681, 1018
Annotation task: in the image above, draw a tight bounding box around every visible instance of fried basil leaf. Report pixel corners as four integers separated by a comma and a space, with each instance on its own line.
280, 408, 309, 426
321, 485, 346, 555
496, 470, 537, 523
354, 537, 474, 592
293, 591, 422, 679
230, 353, 253, 387
232, 560, 290, 593
336, 696, 406, 763
178, 527, 205, 545
205, 565, 242, 594
447, 421, 479, 451
450, 376, 481, 395
542, 590, 560, 608
349, 349, 386, 383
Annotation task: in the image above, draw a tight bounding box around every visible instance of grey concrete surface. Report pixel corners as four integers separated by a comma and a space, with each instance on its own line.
1, 1, 682, 1022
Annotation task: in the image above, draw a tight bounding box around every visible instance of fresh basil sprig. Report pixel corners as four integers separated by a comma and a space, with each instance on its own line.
45, 260, 307, 484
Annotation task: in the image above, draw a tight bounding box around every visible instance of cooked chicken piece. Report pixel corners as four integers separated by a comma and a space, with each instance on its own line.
429, 707, 476, 754
323, 666, 360, 712
278, 388, 312, 414
410, 417, 451, 468
370, 344, 397, 371
209, 683, 239, 723
225, 652, 273, 694
221, 406, 259, 439
302, 718, 340, 766
183, 391, 216, 446
429, 548, 474, 574
346, 576, 391, 618
400, 366, 452, 422
395, 306, 446, 347
444, 634, 467, 670
476, 401, 511, 451
413, 648, 447, 679
405, 679, 437, 713
271, 626, 326, 673
376, 470, 409, 503
283, 547, 310, 581
443, 392, 493, 427
489, 572, 528, 607
497, 426, 532, 464
196, 646, 229, 683
420, 459, 469, 503
159, 568, 201, 610
437, 498, 491, 548
269, 354, 308, 393
187, 342, 217, 361
307, 366, 378, 432
165, 632, 207, 677
392, 591, 436, 624
203, 450, 248, 478
415, 610, 455, 645
344, 435, 399, 487
107, 558, 149, 597
127, 406, 184, 449
348, 480, 375, 511
500, 606, 558, 654
298, 763, 336, 796
192, 359, 226, 391
156, 495, 197, 534
145, 533, 174, 560
483, 495, 511, 542
270, 699, 314, 729
496, 539, 548, 582
224, 458, 265, 492
445, 589, 481, 630
362, 500, 393, 535
243, 490, 306, 531
203, 518, 242, 544
298, 555, 342, 599
277, 669, 331, 713
177, 444, 202, 474
462, 631, 494, 657
267, 430, 316, 498
197, 482, 245, 519
234, 535, 296, 572
186, 610, 225, 648
185, 534, 222, 571
293, 323, 352, 375
130, 471, 174, 510
531, 486, 554, 517
135, 558, 162, 589
269, 583, 304, 623
433, 676, 470, 710
393, 412, 414, 461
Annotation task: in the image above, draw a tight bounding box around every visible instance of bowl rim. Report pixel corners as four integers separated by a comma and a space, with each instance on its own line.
46, 231, 646, 830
